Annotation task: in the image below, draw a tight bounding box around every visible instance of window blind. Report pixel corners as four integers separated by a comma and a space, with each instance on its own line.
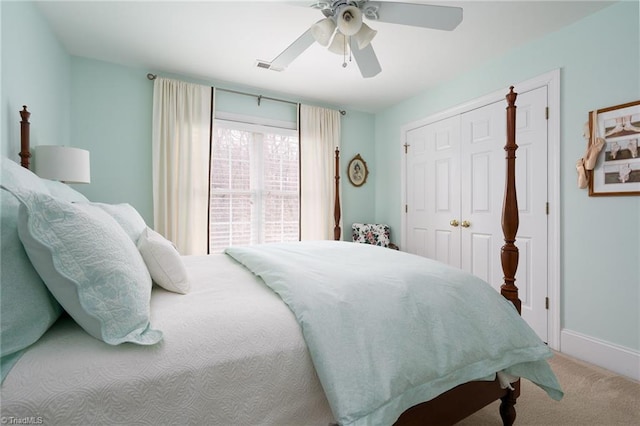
209, 121, 299, 253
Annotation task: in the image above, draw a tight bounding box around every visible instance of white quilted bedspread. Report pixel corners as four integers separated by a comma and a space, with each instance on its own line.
0, 255, 334, 426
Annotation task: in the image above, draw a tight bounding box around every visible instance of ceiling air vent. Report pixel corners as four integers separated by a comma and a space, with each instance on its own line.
255, 60, 283, 72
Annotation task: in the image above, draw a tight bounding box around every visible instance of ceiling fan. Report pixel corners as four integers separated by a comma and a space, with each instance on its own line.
264, 1, 463, 78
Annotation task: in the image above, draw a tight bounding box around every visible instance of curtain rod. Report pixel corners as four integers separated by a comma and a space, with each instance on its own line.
146, 73, 346, 115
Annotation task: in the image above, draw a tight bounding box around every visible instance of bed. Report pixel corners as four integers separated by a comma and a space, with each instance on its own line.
1, 89, 562, 425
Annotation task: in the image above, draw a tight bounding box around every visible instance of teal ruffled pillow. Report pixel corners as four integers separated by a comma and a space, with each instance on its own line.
9, 188, 162, 345
1, 158, 63, 382
0, 189, 62, 382
0, 156, 50, 194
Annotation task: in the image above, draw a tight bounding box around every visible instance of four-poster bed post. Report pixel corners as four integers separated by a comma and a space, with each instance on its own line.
501, 86, 522, 314
334, 147, 342, 241
19, 106, 31, 169
498, 85, 521, 425
395, 86, 522, 426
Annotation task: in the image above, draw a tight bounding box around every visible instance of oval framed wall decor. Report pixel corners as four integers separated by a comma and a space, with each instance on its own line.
347, 153, 369, 187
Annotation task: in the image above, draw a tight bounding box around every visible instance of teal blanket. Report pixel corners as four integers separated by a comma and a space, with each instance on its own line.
225, 241, 563, 425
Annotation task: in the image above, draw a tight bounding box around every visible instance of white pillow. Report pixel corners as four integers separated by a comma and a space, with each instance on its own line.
137, 228, 190, 294
41, 179, 89, 202
12, 189, 162, 345
1, 157, 50, 195
88, 202, 147, 243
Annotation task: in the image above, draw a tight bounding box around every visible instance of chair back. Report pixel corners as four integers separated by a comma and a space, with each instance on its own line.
352, 223, 391, 247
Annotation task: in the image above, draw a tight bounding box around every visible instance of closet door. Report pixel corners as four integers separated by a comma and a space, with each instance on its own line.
510, 87, 549, 341
403, 86, 549, 342
405, 115, 461, 266
459, 87, 549, 341
459, 100, 505, 283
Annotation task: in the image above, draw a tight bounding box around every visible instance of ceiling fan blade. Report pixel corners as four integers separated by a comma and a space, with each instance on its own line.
351, 43, 381, 78
271, 28, 316, 69
365, 1, 463, 31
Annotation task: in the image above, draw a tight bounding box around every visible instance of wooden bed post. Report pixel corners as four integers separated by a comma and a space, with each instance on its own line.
334, 147, 342, 241
500, 87, 522, 315
499, 86, 521, 426
19, 106, 31, 169
394, 87, 523, 426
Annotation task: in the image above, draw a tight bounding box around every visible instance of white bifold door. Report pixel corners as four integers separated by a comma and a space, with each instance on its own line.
404, 87, 549, 342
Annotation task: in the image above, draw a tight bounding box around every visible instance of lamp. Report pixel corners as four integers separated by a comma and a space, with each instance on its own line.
354, 22, 377, 49
35, 145, 91, 184
336, 5, 362, 36
328, 31, 349, 55
311, 18, 336, 46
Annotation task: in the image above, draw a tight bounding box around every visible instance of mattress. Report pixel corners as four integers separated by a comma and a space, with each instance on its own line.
0, 255, 334, 425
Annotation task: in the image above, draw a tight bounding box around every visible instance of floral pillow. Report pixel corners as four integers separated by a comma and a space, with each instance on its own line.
352, 223, 391, 247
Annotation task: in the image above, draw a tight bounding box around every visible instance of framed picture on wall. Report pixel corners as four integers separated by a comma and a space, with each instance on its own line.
589, 100, 640, 196
347, 154, 369, 187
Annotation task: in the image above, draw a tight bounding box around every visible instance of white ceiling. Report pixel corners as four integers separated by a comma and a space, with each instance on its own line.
37, 0, 614, 113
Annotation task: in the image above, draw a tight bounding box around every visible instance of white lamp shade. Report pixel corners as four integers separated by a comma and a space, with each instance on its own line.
35, 145, 91, 184
328, 31, 349, 55
336, 5, 362, 36
311, 18, 336, 46
354, 23, 377, 49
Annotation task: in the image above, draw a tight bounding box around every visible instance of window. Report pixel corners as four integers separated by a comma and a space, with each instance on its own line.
209, 120, 299, 253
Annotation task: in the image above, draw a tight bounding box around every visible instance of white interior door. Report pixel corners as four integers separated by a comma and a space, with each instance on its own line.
403, 86, 549, 342
460, 99, 505, 284
511, 87, 549, 342
405, 115, 461, 266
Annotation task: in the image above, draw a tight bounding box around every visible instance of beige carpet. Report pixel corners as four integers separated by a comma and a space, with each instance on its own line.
457, 351, 640, 425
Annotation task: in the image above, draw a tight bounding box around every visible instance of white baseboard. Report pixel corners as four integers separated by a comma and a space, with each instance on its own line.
560, 329, 640, 381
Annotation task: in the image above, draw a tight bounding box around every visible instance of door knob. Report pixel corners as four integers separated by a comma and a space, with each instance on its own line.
450, 219, 459, 227
461, 220, 471, 228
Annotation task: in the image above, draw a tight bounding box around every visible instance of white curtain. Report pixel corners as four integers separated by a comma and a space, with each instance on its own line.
152, 78, 212, 255
299, 105, 342, 240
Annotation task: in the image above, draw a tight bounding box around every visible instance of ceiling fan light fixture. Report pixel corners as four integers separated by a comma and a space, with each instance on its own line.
328, 31, 349, 55
354, 22, 377, 49
336, 5, 362, 36
311, 18, 336, 46
271, 1, 464, 79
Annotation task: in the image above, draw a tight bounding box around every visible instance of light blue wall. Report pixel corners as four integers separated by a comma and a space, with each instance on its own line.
214, 89, 298, 124
70, 57, 154, 221
374, 1, 639, 351
341, 110, 376, 234
1, 1, 70, 161
69, 60, 375, 230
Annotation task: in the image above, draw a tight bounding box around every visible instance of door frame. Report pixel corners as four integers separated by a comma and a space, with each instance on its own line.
399, 70, 561, 350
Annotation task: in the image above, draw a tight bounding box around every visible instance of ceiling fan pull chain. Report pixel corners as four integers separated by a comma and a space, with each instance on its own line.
341, 36, 353, 68
342, 36, 348, 68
